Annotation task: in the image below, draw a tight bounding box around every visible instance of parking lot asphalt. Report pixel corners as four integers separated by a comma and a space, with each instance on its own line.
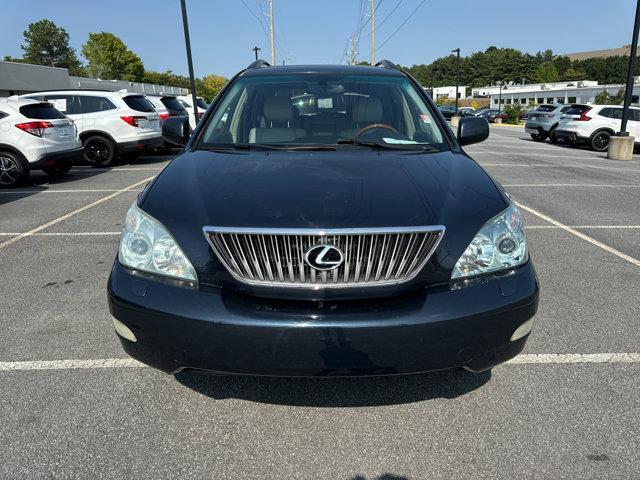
1, 127, 639, 479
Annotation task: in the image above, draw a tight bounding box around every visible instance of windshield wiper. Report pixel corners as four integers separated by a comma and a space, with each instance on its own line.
336, 138, 436, 151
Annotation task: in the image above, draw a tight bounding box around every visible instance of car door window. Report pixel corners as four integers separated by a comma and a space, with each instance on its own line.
80, 96, 116, 114
43, 95, 81, 115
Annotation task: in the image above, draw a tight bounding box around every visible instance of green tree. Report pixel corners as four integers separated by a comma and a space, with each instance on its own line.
19, 19, 83, 75
504, 103, 522, 124
81, 32, 144, 81
561, 67, 587, 81
532, 62, 559, 83
200, 74, 228, 102
594, 89, 626, 105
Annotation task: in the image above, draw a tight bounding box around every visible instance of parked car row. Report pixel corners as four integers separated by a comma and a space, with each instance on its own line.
0, 89, 209, 187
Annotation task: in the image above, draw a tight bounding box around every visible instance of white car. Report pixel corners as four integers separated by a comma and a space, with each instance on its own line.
0, 97, 82, 187
177, 95, 208, 130
556, 104, 640, 151
21, 90, 162, 166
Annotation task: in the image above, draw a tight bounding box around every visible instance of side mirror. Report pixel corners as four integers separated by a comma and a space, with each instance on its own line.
457, 116, 489, 146
162, 116, 190, 146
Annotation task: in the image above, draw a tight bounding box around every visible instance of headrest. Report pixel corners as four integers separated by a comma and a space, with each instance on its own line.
351, 97, 383, 123
264, 97, 293, 122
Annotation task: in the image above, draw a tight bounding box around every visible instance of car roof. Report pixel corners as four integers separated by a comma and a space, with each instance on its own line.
23, 89, 144, 98
239, 64, 405, 77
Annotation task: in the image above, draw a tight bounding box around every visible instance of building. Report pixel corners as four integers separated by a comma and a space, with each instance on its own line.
472, 80, 599, 98
564, 45, 638, 61
0, 60, 188, 97
431, 85, 467, 100
485, 80, 640, 108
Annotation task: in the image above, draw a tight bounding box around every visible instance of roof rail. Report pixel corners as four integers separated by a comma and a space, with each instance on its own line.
375, 59, 399, 70
247, 59, 271, 70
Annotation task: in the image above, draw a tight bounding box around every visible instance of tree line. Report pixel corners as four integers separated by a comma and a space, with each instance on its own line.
398, 46, 638, 90
3, 20, 227, 101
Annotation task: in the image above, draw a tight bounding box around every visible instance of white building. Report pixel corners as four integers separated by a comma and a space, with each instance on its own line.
432, 85, 467, 100
479, 80, 640, 108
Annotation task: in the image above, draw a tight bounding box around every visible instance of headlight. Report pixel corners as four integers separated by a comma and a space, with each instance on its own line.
118, 203, 197, 282
451, 203, 527, 280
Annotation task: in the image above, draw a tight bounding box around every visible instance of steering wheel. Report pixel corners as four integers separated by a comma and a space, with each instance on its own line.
352, 123, 399, 138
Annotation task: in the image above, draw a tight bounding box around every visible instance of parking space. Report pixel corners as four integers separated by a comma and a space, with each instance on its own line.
1, 131, 639, 479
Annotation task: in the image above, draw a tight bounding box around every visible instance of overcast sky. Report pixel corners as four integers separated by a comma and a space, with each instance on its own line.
1, 0, 637, 78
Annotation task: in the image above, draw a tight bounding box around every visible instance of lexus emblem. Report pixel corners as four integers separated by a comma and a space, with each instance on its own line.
304, 244, 345, 271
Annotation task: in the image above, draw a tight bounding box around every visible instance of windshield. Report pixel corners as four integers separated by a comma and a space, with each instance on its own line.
199, 73, 446, 150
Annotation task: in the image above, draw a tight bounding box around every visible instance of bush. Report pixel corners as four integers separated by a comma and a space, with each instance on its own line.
504, 103, 523, 124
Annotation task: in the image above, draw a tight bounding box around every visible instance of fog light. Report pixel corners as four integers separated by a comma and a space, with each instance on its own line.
113, 318, 137, 342
510, 318, 533, 341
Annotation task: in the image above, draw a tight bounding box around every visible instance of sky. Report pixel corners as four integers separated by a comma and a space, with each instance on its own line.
1, 0, 637, 79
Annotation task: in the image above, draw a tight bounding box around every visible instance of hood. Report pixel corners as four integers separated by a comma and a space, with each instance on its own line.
140, 149, 507, 298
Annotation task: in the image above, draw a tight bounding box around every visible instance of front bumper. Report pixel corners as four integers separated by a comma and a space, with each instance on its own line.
30, 147, 84, 170
108, 261, 539, 376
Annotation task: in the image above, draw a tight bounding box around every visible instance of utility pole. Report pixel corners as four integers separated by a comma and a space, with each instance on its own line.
180, 0, 199, 125
452, 48, 460, 114
620, 0, 640, 136
269, 0, 276, 65
253, 46, 261, 61
370, 0, 375, 65
347, 33, 358, 65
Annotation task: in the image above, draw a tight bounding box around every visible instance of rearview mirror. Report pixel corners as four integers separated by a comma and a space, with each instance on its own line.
162, 116, 190, 147
458, 116, 489, 146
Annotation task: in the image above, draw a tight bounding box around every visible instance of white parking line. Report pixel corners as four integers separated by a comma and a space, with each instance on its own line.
516, 202, 640, 268
504, 184, 640, 187
1, 353, 638, 371
481, 162, 640, 172
526, 225, 640, 229
0, 176, 154, 251
0, 232, 120, 236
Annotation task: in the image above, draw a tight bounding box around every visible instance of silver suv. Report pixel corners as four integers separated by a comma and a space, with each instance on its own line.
525, 104, 573, 143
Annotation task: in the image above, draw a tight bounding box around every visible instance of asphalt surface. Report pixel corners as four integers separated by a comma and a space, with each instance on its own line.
1, 127, 639, 479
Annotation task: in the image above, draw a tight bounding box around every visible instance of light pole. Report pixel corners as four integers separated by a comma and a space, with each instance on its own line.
497, 81, 503, 115
180, 0, 199, 125
620, 0, 640, 136
452, 48, 460, 114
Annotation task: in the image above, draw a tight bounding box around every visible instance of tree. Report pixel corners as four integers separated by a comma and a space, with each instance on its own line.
594, 89, 625, 105
561, 67, 587, 82
200, 75, 228, 102
532, 62, 559, 83
81, 32, 144, 81
19, 20, 83, 75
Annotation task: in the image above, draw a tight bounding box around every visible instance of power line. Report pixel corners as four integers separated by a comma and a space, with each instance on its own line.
364, 0, 405, 37
368, 0, 427, 59
239, 0, 270, 42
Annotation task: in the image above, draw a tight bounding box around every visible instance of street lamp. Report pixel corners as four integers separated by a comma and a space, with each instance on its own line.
619, 0, 640, 137
497, 81, 503, 115
180, 0, 199, 125
452, 48, 460, 114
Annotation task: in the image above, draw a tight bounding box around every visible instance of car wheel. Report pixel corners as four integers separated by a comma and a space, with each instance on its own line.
42, 160, 72, 178
0, 151, 29, 188
530, 132, 546, 142
590, 130, 611, 152
548, 127, 561, 144
83, 135, 116, 167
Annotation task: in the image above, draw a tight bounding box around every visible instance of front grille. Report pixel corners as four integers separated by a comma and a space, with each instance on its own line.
204, 227, 445, 288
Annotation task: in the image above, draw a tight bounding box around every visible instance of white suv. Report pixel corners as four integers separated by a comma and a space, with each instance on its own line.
21, 90, 162, 166
0, 98, 82, 187
556, 104, 640, 151
177, 95, 208, 130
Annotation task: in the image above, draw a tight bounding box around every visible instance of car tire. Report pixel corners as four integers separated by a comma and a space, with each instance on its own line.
83, 135, 116, 167
548, 127, 560, 144
42, 160, 72, 178
590, 130, 612, 152
530, 132, 546, 142
0, 151, 29, 188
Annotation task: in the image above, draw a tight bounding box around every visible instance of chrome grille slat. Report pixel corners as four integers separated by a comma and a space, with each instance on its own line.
204, 226, 445, 288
